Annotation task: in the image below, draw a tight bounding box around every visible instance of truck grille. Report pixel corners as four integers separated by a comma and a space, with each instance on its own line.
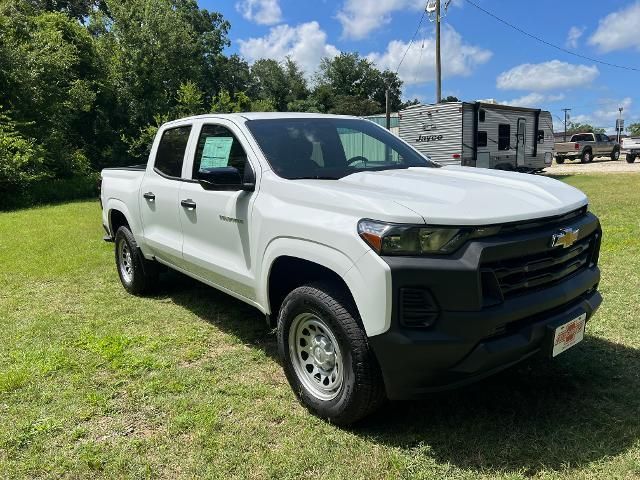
483, 231, 599, 299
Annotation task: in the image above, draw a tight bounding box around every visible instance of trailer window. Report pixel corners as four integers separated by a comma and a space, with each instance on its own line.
498, 124, 510, 150
479, 109, 485, 122
477, 131, 487, 147
537, 130, 545, 143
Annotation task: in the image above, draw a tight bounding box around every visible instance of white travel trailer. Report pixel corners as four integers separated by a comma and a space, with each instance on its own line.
399, 102, 555, 171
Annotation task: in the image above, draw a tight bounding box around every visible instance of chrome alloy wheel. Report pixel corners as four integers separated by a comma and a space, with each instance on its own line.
118, 240, 134, 284
289, 313, 344, 401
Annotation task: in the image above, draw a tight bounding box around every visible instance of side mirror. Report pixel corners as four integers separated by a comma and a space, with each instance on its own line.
198, 166, 255, 192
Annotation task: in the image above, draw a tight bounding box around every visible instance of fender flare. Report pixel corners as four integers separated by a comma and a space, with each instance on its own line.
105, 198, 141, 238
258, 237, 391, 337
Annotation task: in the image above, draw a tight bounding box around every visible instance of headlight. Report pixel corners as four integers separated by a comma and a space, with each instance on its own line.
358, 219, 500, 255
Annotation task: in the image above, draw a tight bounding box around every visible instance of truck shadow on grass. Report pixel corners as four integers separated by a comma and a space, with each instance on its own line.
162, 273, 639, 476
356, 336, 640, 475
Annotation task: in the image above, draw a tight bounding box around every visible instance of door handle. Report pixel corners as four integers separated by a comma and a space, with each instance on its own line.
181, 199, 197, 210
143, 192, 155, 201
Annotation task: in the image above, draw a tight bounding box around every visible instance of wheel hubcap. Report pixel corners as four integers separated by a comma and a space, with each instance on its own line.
289, 313, 343, 401
118, 241, 134, 284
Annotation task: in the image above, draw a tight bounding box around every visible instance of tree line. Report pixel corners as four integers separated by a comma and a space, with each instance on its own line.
0, 0, 411, 208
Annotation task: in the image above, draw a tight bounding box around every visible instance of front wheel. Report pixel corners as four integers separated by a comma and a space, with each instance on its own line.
627, 154, 637, 164
114, 226, 159, 295
277, 283, 385, 425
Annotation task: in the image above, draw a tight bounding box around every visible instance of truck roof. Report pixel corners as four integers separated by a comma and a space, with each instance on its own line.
162, 112, 361, 127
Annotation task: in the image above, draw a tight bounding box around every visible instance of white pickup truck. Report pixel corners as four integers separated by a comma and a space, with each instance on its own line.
621, 137, 640, 163
101, 113, 602, 424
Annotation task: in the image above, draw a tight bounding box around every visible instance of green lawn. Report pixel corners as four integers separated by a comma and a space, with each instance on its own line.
1, 175, 639, 479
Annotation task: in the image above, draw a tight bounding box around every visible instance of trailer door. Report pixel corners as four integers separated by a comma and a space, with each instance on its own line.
516, 118, 526, 167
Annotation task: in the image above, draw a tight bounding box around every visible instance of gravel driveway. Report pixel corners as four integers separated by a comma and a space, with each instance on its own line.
546, 157, 640, 174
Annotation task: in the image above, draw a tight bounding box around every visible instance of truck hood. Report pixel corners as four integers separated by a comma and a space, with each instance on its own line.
328, 166, 588, 225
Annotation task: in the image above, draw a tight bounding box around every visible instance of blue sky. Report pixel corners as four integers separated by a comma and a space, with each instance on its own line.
201, 0, 640, 133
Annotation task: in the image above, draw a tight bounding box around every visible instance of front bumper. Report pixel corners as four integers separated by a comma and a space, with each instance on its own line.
368, 211, 602, 400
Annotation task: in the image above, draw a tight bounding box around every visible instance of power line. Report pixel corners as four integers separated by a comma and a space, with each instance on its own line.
395, 3, 428, 74
463, 0, 640, 73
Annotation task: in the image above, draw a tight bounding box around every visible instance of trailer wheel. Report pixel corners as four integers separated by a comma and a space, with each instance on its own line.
611, 148, 620, 161
627, 154, 637, 164
581, 150, 592, 163
556, 156, 565, 164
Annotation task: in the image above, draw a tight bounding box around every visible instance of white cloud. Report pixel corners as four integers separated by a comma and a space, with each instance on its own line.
504, 93, 565, 108
589, 1, 640, 52
367, 26, 492, 85
497, 60, 599, 91
236, 0, 282, 26
565, 26, 584, 49
559, 98, 633, 134
238, 22, 339, 75
337, 0, 428, 40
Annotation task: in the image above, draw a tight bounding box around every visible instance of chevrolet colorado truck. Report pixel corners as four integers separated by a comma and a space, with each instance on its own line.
555, 132, 620, 164
101, 113, 602, 425
621, 136, 640, 163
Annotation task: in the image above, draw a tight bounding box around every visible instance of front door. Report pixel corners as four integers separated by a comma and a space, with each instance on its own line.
139, 124, 192, 267
179, 121, 258, 301
516, 118, 526, 167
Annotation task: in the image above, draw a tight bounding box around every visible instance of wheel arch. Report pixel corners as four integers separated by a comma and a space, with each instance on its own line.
259, 238, 391, 336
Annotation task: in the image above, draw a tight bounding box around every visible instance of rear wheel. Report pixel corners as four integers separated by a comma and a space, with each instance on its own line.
277, 283, 385, 425
114, 226, 158, 295
581, 150, 592, 163
611, 148, 620, 161
556, 156, 565, 164
627, 154, 637, 164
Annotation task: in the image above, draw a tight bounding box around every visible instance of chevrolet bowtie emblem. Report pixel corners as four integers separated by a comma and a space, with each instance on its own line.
551, 227, 580, 248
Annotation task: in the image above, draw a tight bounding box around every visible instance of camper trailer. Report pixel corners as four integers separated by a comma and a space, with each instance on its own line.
399, 102, 555, 171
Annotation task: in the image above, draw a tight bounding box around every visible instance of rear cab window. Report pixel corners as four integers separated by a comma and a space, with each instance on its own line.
154, 125, 192, 178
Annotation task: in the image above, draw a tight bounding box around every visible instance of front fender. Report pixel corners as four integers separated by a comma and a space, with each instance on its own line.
258, 237, 392, 337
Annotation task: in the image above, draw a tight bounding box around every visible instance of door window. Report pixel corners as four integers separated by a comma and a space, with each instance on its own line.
498, 124, 511, 150
193, 125, 248, 179
155, 126, 192, 178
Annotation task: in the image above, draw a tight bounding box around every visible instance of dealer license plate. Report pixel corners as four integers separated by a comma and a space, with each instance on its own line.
552, 313, 586, 357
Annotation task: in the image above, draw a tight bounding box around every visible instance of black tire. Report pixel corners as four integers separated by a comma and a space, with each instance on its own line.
581, 149, 593, 163
627, 154, 637, 164
611, 148, 620, 161
277, 283, 385, 425
114, 226, 158, 295
556, 156, 565, 164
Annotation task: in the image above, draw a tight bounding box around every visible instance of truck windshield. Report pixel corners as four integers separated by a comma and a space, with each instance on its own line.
245, 118, 438, 180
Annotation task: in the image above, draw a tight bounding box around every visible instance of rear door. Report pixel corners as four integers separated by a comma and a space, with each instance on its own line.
596, 134, 611, 155
139, 124, 192, 267
178, 120, 259, 300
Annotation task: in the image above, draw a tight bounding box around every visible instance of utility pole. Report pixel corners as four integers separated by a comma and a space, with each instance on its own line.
617, 107, 624, 143
435, 0, 442, 104
562, 108, 571, 141
385, 88, 391, 130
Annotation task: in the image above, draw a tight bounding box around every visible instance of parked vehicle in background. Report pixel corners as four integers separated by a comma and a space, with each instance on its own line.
100, 113, 602, 425
555, 133, 620, 164
621, 136, 640, 163
399, 102, 555, 172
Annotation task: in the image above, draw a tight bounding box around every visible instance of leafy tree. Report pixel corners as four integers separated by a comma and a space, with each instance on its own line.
175, 81, 205, 117
123, 113, 169, 163
330, 96, 381, 117
287, 98, 322, 113
210, 89, 251, 113
250, 58, 308, 111
627, 123, 640, 136
567, 122, 605, 135
209, 54, 252, 98
0, 108, 46, 198
441, 95, 460, 103
315, 53, 402, 115
251, 99, 276, 112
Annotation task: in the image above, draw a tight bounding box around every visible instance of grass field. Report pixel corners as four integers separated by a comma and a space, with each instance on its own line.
1, 174, 639, 479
